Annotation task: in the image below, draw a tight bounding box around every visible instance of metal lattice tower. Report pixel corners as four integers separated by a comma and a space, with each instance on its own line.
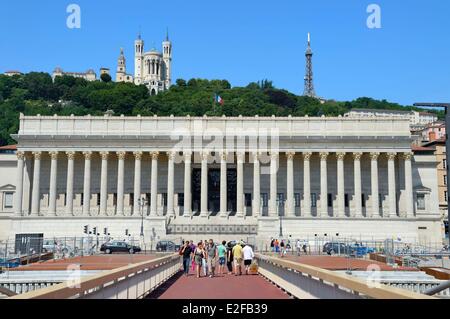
303, 33, 316, 97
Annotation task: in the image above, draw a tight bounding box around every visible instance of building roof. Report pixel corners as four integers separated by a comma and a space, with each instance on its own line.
411, 145, 435, 152
350, 108, 412, 115
0, 144, 17, 150
422, 138, 446, 147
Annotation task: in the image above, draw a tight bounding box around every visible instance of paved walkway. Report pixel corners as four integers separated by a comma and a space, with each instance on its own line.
147, 270, 291, 299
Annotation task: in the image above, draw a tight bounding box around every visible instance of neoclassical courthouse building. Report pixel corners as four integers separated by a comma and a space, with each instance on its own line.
0, 114, 444, 245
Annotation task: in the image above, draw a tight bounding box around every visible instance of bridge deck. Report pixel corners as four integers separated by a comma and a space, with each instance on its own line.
9, 254, 159, 271
147, 270, 291, 299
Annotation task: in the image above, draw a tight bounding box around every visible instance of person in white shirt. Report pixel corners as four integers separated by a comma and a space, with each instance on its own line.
242, 243, 255, 275
296, 240, 302, 256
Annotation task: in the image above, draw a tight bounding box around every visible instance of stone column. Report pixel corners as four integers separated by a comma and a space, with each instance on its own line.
319, 152, 329, 217
336, 152, 346, 218
220, 151, 228, 217
387, 152, 397, 218
116, 151, 126, 216
286, 152, 295, 217
133, 151, 142, 216
48, 151, 59, 216
82, 152, 92, 216
65, 152, 75, 216
370, 152, 380, 218
166, 151, 175, 217
99, 151, 109, 216
236, 152, 245, 217
150, 151, 159, 216
253, 152, 261, 217
269, 152, 278, 217
353, 152, 363, 218
404, 152, 414, 218
302, 152, 312, 217
31, 151, 42, 216
15, 151, 25, 216
184, 151, 192, 217
200, 151, 209, 217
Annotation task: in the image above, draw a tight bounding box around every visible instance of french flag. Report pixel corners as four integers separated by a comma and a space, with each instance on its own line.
215, 94, 224, 105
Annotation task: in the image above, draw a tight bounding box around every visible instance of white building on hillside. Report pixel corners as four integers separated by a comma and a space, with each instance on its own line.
345, 109, 438, 128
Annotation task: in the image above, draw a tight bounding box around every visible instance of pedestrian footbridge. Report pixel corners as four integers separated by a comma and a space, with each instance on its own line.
7, 254, 435, 299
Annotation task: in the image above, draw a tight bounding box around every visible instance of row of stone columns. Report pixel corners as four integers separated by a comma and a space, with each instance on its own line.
15, 150, 415, 218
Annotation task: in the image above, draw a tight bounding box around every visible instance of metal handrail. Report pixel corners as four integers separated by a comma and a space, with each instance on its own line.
9, 253, 179, 299
424, 280, 450, 296
255, 254, 436, 299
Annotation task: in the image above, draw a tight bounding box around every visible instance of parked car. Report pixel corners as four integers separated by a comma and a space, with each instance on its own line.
100, 241, 141, 254
156, 240, 180, 252
323, 242, 353, 255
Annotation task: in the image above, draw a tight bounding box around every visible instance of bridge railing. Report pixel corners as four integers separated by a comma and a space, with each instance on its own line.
8, 254, 180, 299
255, 254, 436, 299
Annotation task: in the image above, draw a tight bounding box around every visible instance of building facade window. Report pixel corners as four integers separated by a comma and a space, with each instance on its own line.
417, 194, 426, 210
311, 193, 317, 207
294, 193, 301, 207
261, 193, 268, 207
361, 193, 365, 207
445, 191, 448, 203
344, 194, 349, 208
327, 193, 332, 207
129, 193, 134, 206
178, 193, 184, 207
162, 193, 167, 206
245, 193, 252, 207
4, 192, 13, 209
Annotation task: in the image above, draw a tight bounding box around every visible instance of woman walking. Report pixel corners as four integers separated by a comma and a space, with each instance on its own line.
194, 242, 206, 278
201, 242, 208, 276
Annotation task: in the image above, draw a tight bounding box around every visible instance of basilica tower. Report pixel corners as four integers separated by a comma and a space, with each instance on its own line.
134, 33, 144, 85
116, 48, 126, 82
162, 29, 172, 89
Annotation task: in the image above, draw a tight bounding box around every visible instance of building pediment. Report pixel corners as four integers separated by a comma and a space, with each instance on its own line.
0, 184, 16, 191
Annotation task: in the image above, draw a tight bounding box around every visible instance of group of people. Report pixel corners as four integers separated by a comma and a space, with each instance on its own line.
270, 238, 308, 257
179, 239, 255, 278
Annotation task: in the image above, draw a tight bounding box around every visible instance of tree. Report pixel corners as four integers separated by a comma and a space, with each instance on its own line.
100, 73, 112, 83
0, 73, 441, 146
176, 79, 187, 87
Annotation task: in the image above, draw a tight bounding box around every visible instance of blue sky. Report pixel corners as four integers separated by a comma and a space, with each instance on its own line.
0, 0, 449, 105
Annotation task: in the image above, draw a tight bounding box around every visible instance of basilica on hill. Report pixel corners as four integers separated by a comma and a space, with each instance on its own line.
116, 32, 172, 95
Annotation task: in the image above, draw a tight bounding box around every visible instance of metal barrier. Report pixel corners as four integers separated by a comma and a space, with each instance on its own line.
9, 254, 180, 299
255, 254, 436, 299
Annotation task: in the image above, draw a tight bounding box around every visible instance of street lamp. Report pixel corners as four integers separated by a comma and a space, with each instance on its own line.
138, 197, 148, 238
414, 102, 450, 247
279, 214, 283, 238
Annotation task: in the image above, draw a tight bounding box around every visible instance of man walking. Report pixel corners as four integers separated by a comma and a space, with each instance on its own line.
232, 241, 244, 276
242, 243, 254, 275
206, 239, 218, 278
180, 241, 193, 276
217, 240, 227, 276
